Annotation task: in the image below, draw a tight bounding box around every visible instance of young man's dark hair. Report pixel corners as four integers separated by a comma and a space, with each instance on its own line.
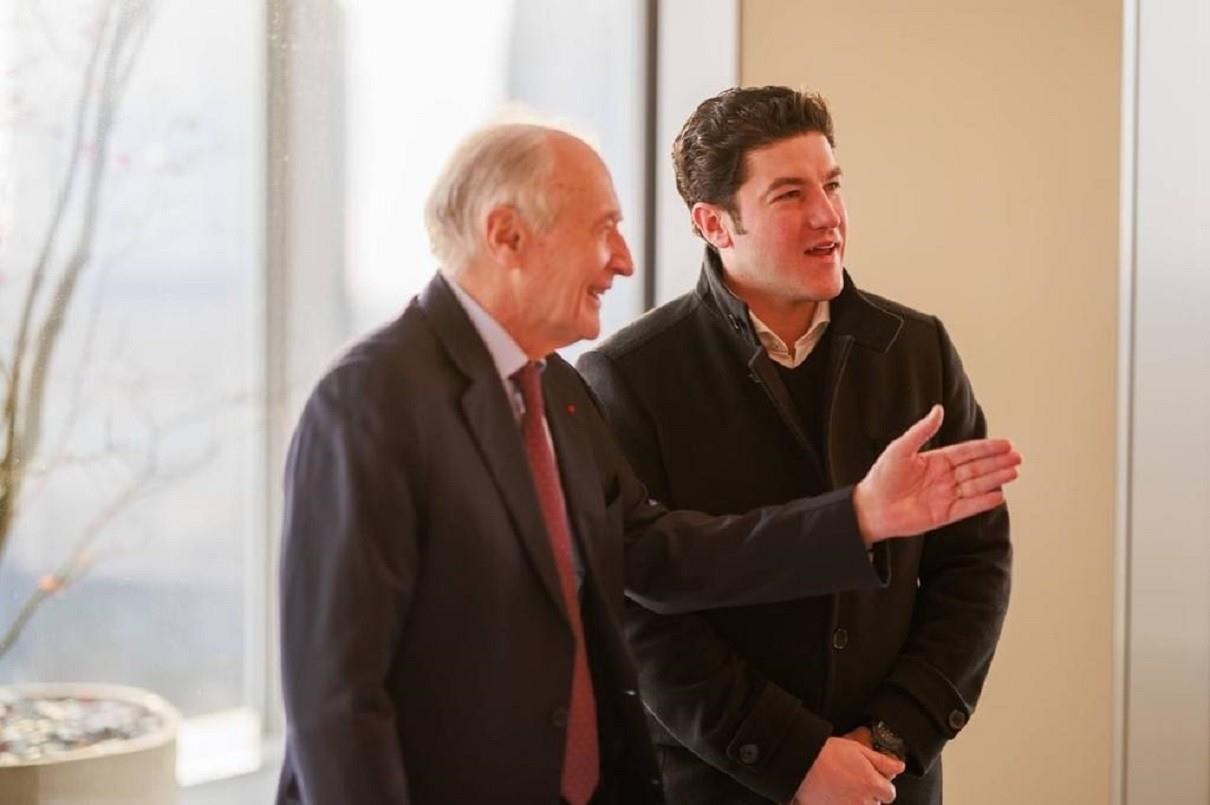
673, 86, 834, 234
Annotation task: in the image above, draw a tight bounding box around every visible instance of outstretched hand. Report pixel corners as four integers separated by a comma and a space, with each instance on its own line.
854, 405, 1021, 544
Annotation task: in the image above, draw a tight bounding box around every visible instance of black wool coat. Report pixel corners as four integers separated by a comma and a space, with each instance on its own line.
578, 252, 1012, 805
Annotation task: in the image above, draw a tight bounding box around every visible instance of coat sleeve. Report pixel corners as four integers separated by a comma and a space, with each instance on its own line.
278, 366, 418, 804
577, 350, 840, 802
576, 350, 885, 614
862, 318, 1013, 775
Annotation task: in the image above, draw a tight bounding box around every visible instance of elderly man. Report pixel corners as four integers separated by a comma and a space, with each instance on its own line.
275, 123, 1020, 805
579, 87, 1014, 805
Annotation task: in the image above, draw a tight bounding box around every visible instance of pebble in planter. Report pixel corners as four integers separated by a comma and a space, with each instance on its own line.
0, 683, 179, 805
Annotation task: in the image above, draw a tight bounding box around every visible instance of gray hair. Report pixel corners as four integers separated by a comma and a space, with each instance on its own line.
425, 123, 560, 269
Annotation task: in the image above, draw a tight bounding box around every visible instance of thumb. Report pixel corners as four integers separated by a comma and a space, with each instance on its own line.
890, 404, 943, 457
863, 745, 906, 779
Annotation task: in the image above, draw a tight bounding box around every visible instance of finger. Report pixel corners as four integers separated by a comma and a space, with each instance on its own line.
928, 437, 1015, 466
958, 467, 1020, 498
953, 451, 1022, 483
948, 489, 1006, 522
870, 773, 897, 802
889, 405, 944, 457
863, 745, 905, 779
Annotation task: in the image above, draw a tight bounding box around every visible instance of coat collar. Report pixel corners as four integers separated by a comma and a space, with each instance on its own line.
694, 247, 904, 354
418, 272, 572, 627
419, 271, 503, 382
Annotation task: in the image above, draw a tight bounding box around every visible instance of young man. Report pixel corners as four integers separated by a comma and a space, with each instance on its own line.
580, 87, 1013, 804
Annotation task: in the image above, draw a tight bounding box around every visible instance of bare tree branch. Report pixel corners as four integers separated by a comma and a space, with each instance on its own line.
0, 451, 152, 660
21, 0, 147, 463
20, 0, 72, 64
2, 0, 153, 566
0, 0, 113, 559
0, 414, 219, 662
113, 0, 153, 97
33, 250, 114, 474
0, 585, 55, 660
0, 0, 239, 666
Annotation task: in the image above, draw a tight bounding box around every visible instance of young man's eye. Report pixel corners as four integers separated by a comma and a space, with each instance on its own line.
825, 181, 842, 192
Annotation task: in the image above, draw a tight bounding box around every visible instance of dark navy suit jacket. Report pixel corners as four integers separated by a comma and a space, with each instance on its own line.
275, 273, 884, 804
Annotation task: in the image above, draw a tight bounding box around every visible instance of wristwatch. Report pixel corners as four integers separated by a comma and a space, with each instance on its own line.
869, 720, 907, 762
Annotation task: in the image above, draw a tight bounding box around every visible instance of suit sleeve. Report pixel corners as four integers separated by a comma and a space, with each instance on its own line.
576, 350, 885, 615
862, 318, 1013, 775
279, 367, 418, 804
577, 350, 839, 802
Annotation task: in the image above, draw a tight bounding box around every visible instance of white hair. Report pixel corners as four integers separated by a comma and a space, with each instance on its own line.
424, 123, 561, 270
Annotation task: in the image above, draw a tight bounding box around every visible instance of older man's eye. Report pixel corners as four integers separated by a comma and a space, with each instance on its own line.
774, 190, 800, 201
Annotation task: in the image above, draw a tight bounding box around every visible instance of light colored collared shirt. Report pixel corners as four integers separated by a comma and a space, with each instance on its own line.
447, 277, 532, 419
749, 300, 831, 369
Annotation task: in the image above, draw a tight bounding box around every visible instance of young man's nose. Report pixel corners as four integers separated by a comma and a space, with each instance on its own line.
804, 186, 842, 229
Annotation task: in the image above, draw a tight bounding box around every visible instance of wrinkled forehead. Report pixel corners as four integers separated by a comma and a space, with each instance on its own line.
546, 134, 621, 215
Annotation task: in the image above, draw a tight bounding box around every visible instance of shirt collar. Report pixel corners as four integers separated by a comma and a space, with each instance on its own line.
446, 276, 532, 387
749, 301, 832, 369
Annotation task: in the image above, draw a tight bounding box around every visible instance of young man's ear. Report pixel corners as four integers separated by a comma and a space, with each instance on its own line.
483, 205, 526, 267
691, 202, 735, 251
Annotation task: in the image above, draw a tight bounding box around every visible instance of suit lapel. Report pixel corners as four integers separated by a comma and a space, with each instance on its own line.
419, 274, 569, 625
543, 368, 610, 594
824, 277, 906, 485
696, 249, 829, 480
823, 333, 857, 485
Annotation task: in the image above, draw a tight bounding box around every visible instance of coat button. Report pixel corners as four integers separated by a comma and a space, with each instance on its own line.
551, 706, 569, 728
622, 688, 638, 697
832, 627, 849, 650
738, 743, 760, 765
948, 709, 967, 732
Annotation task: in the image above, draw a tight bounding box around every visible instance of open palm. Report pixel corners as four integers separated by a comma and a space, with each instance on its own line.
854, 406, 1021, 543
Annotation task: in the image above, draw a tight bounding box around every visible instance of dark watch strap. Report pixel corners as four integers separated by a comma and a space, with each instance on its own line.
869, 720, 907, 761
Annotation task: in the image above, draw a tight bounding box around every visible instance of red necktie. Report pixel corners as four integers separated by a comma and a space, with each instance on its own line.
513, 362, 599, 805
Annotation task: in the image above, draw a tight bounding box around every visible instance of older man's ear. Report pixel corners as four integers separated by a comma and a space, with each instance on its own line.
482, 205, 527, 267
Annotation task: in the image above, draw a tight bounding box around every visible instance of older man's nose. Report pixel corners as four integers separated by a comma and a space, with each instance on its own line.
611, 230, 635, 276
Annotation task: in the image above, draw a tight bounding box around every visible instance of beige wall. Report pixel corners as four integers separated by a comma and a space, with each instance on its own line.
741, 2, 1121, 802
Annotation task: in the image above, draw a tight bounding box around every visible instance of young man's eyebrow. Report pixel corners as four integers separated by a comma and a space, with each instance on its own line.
762, 168, 845, 199
762, 177, 805, 198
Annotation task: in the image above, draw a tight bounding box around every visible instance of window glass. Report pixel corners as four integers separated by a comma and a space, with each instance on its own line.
0, 0, 262, 772
344, 0, 646, 357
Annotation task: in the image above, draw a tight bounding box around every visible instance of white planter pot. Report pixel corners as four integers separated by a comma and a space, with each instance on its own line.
0, 682, 179, 805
